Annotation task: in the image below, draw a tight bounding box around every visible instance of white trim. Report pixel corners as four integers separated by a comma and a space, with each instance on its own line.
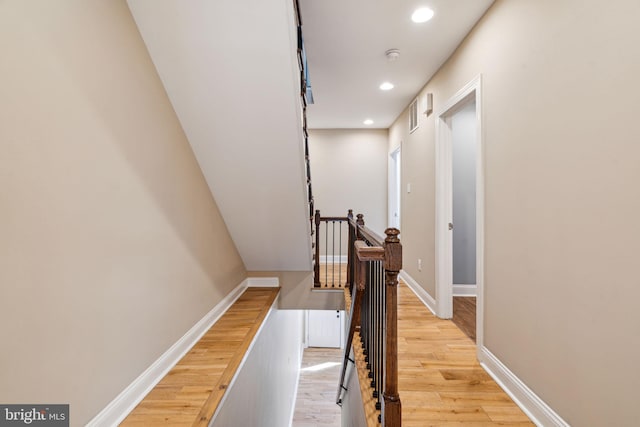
303, 310, 309, 348
479, 347, 570, 427
310, 288, 344, 294
288, 341, 306, 427
210, 296, 279, 422
452, 284, 477, 297
319, 255, 347, 264
399, 270, 436, 315
474, 76, 486, 352
340, 310, 346, 349
87, 278, 251, 427
388, 146, 401, 230
434, 75, 485, 353
246, 277, 280, 287
435, 109, 454, 319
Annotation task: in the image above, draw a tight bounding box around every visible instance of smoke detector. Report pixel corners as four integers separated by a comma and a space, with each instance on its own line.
385, 49, 400, 62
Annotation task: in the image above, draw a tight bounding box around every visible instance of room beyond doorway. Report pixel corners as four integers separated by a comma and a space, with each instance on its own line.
452, 296, 476, 342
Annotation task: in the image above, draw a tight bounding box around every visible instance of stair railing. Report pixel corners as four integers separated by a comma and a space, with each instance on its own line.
313, 210, 350, 288
293, 0, 315, 245
335, 212, 402, 426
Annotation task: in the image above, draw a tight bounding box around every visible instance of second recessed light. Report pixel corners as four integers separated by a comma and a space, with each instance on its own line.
412, 7, 434, 23
379, 82, 394, 91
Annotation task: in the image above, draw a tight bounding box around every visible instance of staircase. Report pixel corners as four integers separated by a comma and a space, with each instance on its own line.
127, 0, 313, 272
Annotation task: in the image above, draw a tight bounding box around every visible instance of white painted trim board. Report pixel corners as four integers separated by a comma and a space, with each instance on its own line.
452, 284, 477, 297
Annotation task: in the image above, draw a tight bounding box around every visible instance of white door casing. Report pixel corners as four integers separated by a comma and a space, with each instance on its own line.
435, 75, 485, 351
389, 147, 402, 229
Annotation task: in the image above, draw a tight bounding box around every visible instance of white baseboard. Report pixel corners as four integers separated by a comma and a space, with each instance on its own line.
453, 284, 477, 297
87, 278, 253, 427
399, 270, 436, 315
319, 255, 347, 264
478, 347, 569, 427
247, 277, 280, 287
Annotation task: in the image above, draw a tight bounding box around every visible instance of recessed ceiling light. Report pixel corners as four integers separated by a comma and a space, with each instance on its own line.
379, 82, 394, 91
412, 7, 434, 23
364, 119, 374, 125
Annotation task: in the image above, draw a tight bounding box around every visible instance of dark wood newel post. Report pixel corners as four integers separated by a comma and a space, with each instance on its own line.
354, 214, 365, 291
314, 210, 321, 287
383, 228, 402, 426
356, 213, 365, 240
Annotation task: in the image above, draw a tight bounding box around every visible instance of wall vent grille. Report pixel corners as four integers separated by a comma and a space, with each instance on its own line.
409, 98, 419, 132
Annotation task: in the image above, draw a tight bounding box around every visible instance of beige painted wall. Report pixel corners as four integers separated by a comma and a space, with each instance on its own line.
0, 1, 246, 425
248, 271, 344, 310
309, 129, 388, 236
390, 0, 640, 425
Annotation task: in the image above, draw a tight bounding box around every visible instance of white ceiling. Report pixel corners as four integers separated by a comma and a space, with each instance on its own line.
299, 0, 495, 129
127, 0, 313, 271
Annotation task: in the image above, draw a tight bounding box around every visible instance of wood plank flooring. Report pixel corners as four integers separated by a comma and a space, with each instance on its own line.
318, 263, 347, 289
121, 287, 279, 426
291, 348, 342, 427
345, 282, 533, 426
452, 296, 476, 342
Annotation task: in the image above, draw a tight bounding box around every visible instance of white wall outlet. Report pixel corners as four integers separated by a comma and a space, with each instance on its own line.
418, 258, 422, 271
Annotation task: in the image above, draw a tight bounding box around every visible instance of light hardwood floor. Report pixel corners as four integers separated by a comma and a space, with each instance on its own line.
292, 347, 342, 427
120, 287, 279, 426
452, 296, 477, 342
346, 282, 533, 426
318, 262, 347, 289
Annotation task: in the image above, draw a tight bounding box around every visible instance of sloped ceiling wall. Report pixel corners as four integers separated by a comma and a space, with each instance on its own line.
127, 0, 312, 271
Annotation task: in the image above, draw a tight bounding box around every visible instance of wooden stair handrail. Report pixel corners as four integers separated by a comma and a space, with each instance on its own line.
319, 216, 349, 222
348, 215, 385, 248
354, 240, 384, 261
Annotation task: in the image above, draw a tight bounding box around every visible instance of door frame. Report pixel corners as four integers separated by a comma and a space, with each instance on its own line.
435, 75, 484, 349
388, 146, 402, 229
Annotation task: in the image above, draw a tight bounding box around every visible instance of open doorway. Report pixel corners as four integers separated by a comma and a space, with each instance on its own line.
451, 100, 477, 341
435, 76, 484, 347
